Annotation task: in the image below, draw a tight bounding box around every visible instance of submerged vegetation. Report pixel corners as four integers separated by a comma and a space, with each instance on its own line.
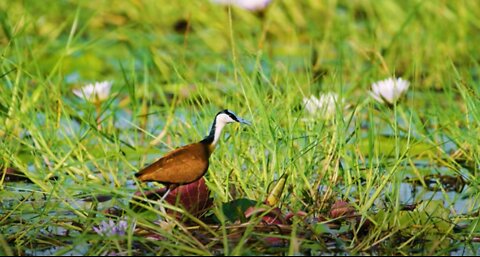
1, 0, 480, 255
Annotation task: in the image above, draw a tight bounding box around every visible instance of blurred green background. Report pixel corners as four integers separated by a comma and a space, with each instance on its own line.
1, 0, 480, 255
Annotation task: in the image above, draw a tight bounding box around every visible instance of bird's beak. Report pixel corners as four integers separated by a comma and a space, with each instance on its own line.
238, 117, 251, 125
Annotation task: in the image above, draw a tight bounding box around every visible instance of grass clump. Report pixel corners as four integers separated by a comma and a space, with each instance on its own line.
1, 0, 480, 255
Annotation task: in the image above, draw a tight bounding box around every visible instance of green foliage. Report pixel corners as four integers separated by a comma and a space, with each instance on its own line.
1, 0, 480, 255
220, 198, 258, 223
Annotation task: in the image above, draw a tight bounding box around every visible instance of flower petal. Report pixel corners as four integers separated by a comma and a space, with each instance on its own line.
370, 77, 410, 105
73, 81, 112, 102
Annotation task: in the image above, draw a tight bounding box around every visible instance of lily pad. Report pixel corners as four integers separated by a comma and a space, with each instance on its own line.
221, 198, 258, 223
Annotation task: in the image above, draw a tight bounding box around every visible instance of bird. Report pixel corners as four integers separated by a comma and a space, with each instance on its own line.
135, 109, 250, 201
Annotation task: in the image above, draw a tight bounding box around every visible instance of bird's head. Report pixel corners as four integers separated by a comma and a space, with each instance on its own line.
215, 109, 251, 126
203, 110, 250, 148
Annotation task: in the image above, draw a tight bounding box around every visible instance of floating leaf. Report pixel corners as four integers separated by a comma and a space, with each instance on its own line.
165, 178, 213, 217
81, 194, 114, 203
1, 167, 32, 183
312, 223, 332, 235
284, 210, 308, 221
355, 136, 437, 158
263, 236, 287, 247
244, 206, 285, 225
221, 198, 258, 223
423, 174, 465, 192
131, 178, 212, 218
329, 200, 356, 219
415, 200, 451, 232
376, 200, 453, 235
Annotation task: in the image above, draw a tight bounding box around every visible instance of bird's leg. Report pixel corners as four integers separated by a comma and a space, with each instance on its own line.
159, 184, 178, 203
159, 188, 171, 203
156, 185, 175, 220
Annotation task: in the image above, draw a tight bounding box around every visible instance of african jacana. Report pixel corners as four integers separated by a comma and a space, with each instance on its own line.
135, 109, 250, 200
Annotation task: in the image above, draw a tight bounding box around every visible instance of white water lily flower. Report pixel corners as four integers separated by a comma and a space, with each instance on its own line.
303, 92, 340, 119
73, 81, 112, 103
370, 77, 410, 105
212, 0, 272, 11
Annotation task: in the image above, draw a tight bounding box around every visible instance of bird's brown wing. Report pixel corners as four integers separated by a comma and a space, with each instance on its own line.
135, 143, 210, 185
